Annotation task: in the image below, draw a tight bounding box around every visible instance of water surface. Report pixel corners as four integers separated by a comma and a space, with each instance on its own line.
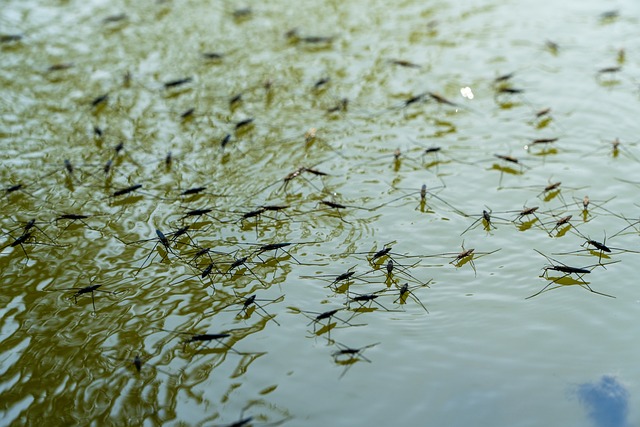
1, 0, 640, 426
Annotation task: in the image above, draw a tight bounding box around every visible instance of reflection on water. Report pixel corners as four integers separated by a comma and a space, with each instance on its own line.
2, 0, 640, 425
576, 376, 630, 427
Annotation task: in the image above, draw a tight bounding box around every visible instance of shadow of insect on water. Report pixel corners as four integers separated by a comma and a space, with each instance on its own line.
54, 276, 122, 312
491, 154, 530, 187
220, 292, 285, 326
1, 218, 66, 265
300, 266, 373, 294
160, 328, 245, 356
511, 206, 544, 231
104, 352, 175, 378
331, 342, 380, 379
382, 183, 466, 216
460, 207, 511, 236
388, 282, 430, 313
422, 242, 501, 277
362, 258, 429, 288
526, 249, 619, 299
123, 227, 192, 276
557, 229, 640, 265
289, 307, 364, 341
212, 409, 292, 427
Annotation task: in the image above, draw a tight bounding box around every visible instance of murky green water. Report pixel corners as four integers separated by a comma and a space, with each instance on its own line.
2, 0, 640, 426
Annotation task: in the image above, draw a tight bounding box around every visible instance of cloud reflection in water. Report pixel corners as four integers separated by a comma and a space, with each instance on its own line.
576, 376, 629, 427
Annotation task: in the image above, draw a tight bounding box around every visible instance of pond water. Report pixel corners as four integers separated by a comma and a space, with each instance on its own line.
2, 0, 640, 426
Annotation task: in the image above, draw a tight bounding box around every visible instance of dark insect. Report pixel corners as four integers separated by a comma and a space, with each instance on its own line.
331, 342, 379, 379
